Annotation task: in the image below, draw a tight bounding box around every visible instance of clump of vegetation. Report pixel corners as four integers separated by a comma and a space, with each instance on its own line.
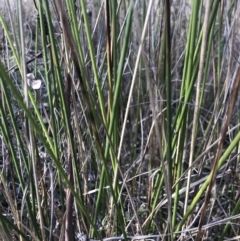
0, 0, 240, 241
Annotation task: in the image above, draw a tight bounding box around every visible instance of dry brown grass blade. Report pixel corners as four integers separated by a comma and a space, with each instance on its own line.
104, 0, 113, 123
65, 73, 74, 241
195, 65, 240, 241
53, 1, 104, 240
52, 2, 76, 239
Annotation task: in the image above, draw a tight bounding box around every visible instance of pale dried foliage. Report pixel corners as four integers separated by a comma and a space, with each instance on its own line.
0, 0, 38, 30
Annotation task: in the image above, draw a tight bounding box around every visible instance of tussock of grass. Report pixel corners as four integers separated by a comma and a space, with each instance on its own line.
0, 0, 240, 241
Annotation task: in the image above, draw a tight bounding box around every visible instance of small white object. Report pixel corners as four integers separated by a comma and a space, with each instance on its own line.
26, 73, 42, 90
30, 79, 42, 90
26, 73, 35, 81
